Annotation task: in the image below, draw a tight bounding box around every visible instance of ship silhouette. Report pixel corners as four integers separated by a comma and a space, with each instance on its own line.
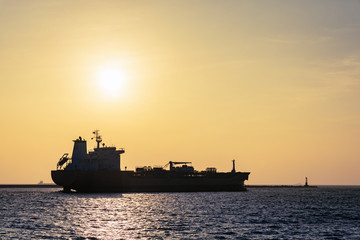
51, 131, 250, 193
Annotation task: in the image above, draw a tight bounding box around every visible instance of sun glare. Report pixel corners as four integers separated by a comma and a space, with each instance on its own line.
96, 67, 126, 98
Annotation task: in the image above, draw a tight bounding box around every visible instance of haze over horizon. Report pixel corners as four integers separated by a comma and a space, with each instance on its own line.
1, 0, 360, 185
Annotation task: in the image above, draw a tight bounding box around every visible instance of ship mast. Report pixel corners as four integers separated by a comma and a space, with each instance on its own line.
92, 130, 102, 149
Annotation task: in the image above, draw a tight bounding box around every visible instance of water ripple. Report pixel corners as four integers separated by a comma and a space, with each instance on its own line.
1, 187, 360, 239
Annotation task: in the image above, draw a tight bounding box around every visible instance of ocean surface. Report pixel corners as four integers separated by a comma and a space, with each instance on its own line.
1, 186, 359, 239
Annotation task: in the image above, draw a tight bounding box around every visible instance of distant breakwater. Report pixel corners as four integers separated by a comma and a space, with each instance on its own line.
246, 185, 317, 188
0, 184, 61, 188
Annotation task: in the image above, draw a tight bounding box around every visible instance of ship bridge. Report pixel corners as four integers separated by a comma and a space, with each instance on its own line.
57, 131, 125, 171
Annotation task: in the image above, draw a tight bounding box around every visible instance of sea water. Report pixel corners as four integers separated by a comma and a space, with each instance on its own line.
0, 186, 359, 239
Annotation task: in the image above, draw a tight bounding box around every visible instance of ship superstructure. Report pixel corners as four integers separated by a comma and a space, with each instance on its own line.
52, 131, 250, 193
57, 131, 125, 171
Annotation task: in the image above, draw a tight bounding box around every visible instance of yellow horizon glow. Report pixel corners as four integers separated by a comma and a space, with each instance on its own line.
1, 1, 360, 185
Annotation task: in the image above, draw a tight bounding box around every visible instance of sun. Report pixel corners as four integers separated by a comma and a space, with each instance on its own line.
96, 67, 127, 98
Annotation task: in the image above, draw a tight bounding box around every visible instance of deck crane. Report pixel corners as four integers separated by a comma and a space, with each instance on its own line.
163, 161, 192, 170
163, 161, 194, 173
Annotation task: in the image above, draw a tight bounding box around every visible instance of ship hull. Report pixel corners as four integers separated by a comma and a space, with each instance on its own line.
51, 170, 250, 193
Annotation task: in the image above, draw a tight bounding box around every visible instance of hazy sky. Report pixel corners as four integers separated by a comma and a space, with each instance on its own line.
1, 0, 360, 185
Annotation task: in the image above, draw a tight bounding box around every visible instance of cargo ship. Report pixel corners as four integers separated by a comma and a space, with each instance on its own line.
51, 131, 250, 193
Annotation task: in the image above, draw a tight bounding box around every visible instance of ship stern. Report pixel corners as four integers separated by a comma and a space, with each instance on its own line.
51, 170, 78, 191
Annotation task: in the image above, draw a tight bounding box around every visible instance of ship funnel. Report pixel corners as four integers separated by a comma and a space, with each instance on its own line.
72, 137, 87, 164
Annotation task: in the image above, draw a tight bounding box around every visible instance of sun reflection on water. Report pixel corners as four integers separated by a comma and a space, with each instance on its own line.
1, 188, 360, 239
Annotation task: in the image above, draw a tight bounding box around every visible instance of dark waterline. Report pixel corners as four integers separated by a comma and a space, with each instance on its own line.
3, 184, 359, 189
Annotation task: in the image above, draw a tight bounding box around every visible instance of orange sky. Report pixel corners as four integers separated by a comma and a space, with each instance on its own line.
1, 1, 360, 185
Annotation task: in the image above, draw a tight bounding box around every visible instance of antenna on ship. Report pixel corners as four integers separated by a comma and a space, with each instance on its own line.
91, 130, 102, 149
231, 159, 236, 173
